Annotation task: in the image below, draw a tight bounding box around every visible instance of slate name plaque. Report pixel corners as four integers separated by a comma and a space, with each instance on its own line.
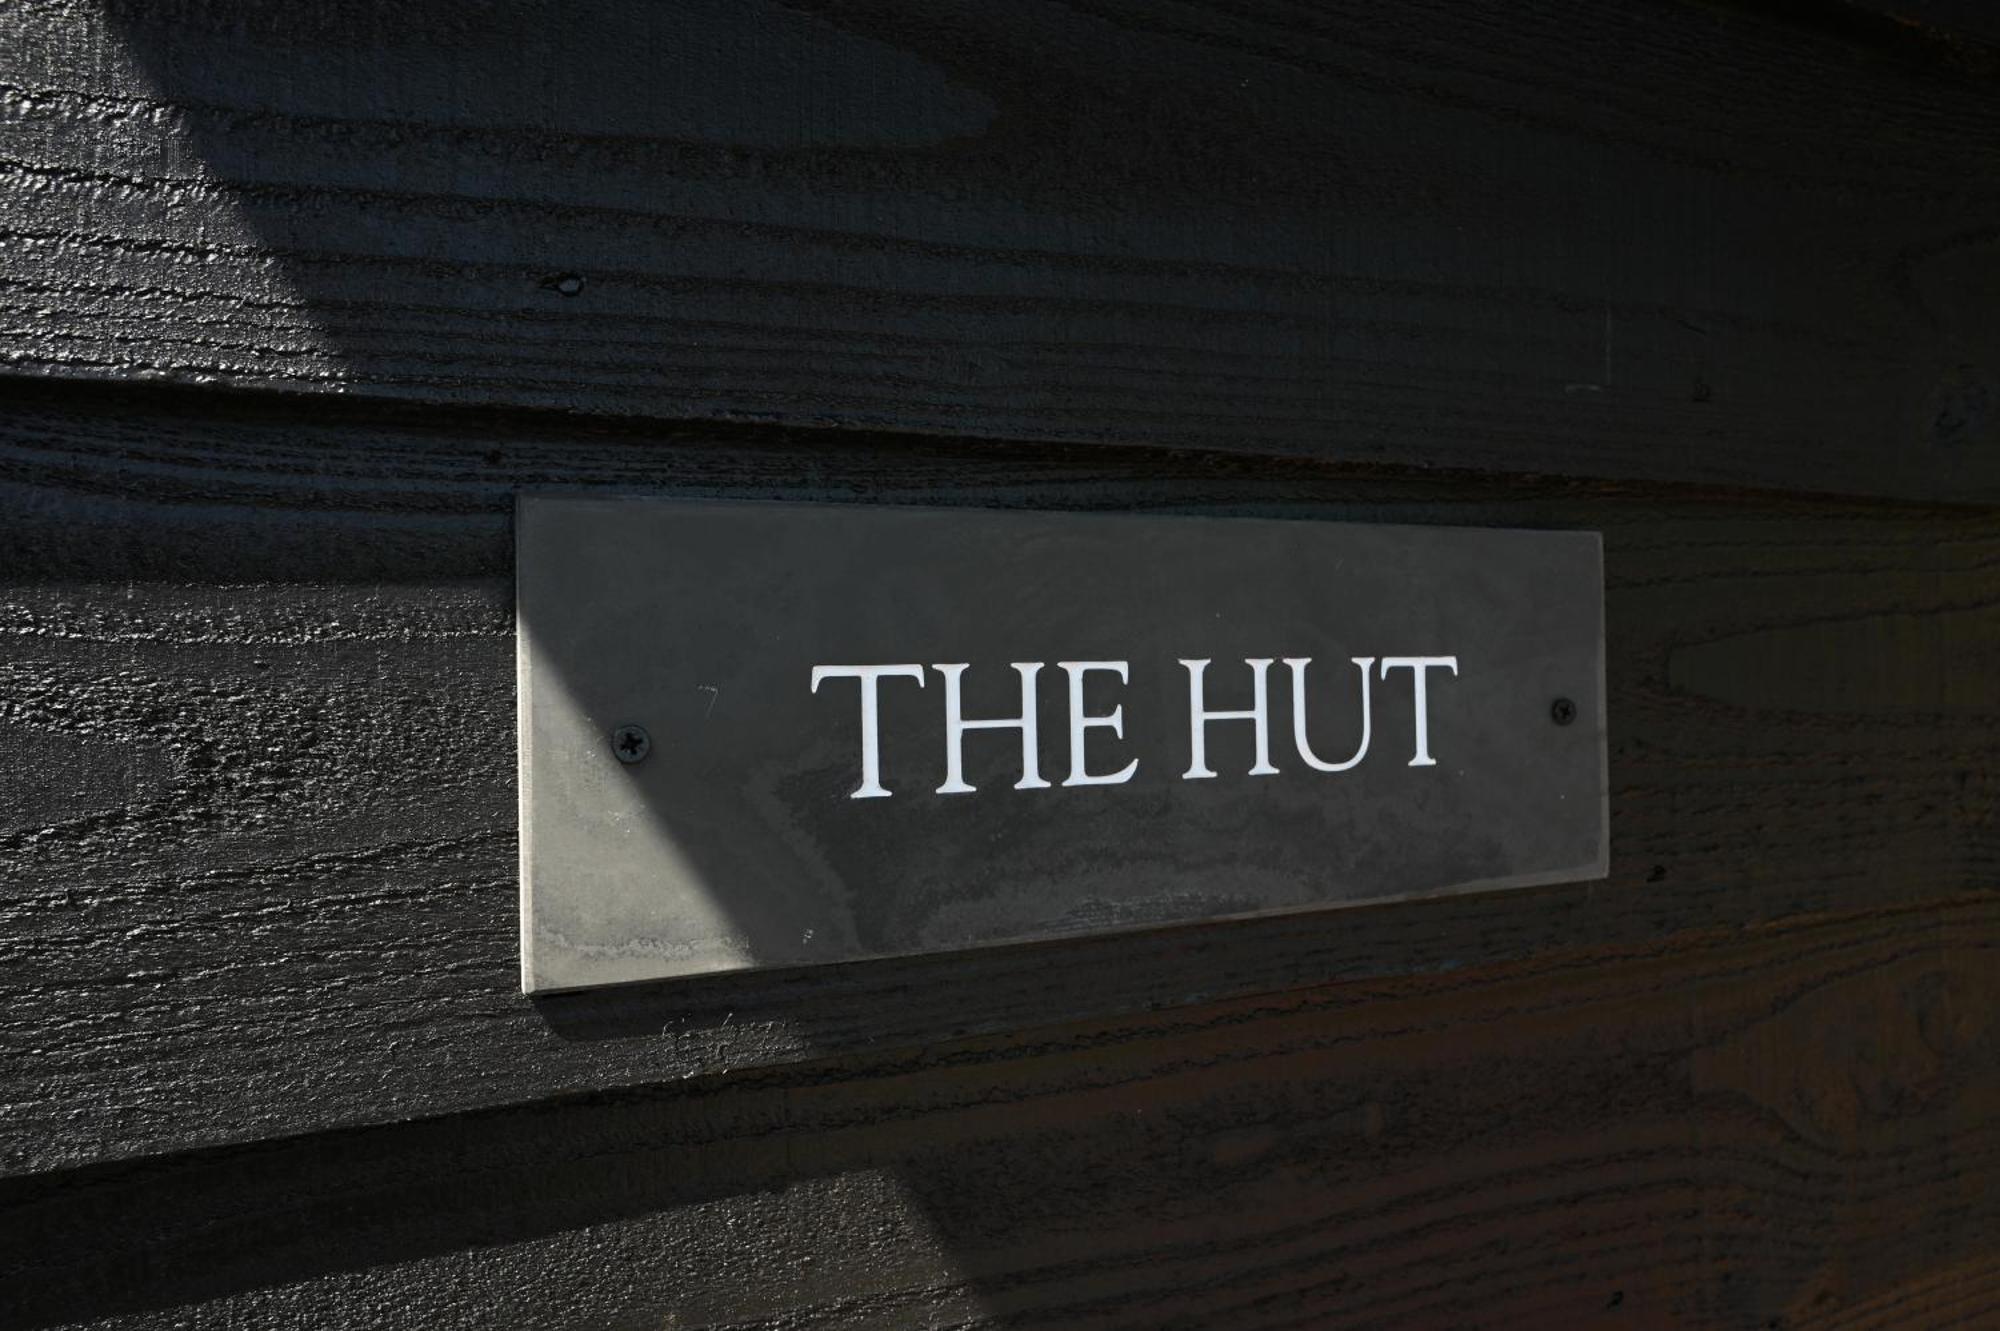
518, 498, 1607, 993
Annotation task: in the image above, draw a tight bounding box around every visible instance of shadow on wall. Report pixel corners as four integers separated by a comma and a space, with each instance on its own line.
1, 4, 1405, 1327
17, 3, 2000, 1327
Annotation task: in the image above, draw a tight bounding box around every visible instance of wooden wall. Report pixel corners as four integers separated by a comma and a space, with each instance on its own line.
3, 1, 1998, 1326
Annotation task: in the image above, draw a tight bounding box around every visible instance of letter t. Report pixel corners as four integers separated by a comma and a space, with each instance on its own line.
810, 664, 926, 798
1379, 656, 1459, 766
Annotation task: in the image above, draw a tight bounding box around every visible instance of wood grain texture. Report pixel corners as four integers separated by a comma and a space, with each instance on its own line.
1, 381, 1995, 1193
5, 894, 1999, 1328
1836, 0, 2000, 49
5, 5, 2000, 1317
5, 0, 2000, 500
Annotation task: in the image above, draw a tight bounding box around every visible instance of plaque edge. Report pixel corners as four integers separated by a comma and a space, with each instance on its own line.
517, 491, 543, 995
510, 490, 1615, 548
511, 495, 1616, 995
517, 851, 1617, 996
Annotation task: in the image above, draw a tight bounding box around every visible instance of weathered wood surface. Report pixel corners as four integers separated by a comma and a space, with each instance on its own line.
5, 894, 1999, 1328
1843, 0, 2000, 47
1, 380, 1995, 1192
6, 0, 2000, 1325
5, 0, 2000, 501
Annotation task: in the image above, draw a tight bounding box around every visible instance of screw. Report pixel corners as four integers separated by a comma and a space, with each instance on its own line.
1550, 697, 1577, 726
611, 724, 651, 764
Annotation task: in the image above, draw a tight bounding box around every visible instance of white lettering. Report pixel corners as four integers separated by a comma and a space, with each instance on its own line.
1056, 660, 1139, 787
818, 653, 1456, 796
1379, 656, 1459, 766
935, 662, 1053, 794
810, 664, 926, 798
1180, 658, 1278, 780
1284, 656, 1375, 772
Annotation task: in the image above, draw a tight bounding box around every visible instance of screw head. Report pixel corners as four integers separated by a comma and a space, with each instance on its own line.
1550, 697, 1578, 726
611, 724, 652, 764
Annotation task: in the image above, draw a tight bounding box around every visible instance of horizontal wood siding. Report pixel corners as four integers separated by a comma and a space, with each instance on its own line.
4, 0, 2000, 499
2, 0, 1998, 1327
1, 381, 1997, 1326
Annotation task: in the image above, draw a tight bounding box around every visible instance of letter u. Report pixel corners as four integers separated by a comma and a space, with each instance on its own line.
1283, 656, 1375, 772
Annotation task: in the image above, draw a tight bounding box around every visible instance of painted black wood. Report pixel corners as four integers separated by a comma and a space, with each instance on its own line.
2, 378, 1995, 1167
4, 1, 2000, 1326
4, 0, 2000, 499
5, 895, 1999, 1328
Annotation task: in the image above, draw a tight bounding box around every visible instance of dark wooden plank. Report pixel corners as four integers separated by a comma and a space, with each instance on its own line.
5, 0, 2000, 500
1, 381, 1995, 1181
1834, 0, 2000, 48
5, 895, 1999, 1328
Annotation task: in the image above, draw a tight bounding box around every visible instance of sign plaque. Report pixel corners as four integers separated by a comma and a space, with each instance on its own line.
518, 498, 1606, 993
